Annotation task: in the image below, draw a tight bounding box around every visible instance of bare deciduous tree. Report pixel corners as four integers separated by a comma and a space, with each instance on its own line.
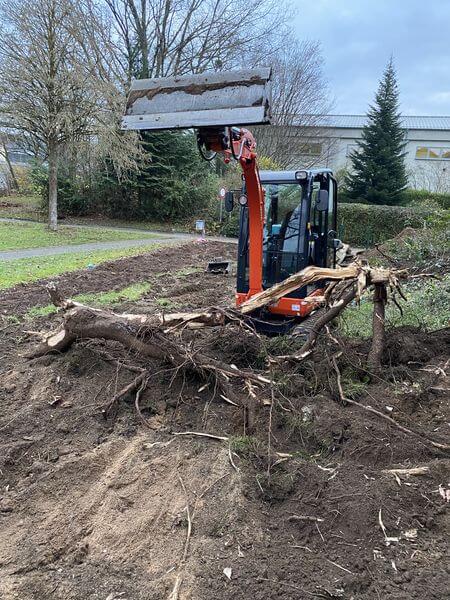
104, 0, 287, 82
0, 0, 142, 229
0, 0, 102, 228
408, 162, 450, 194
252, 39, 335, 168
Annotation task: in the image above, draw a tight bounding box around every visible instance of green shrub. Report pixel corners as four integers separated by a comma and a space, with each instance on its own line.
337, 202, 444, 247
402, 188, 450, 210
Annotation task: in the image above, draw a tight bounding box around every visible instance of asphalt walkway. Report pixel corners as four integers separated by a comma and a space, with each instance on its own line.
0, 218, 236, 261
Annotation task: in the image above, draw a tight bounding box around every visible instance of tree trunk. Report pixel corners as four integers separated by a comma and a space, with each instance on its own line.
367, 283, 387, 373
48, 137, 58, 231
2, 140, 19, 192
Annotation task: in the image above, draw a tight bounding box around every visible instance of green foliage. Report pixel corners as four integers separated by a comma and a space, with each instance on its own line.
402, 188, 450, 210
337, 202, 443, 246
31, 161, 94, 216
97, 131, 219, 221
155, 297, 178, 310
339, 274, 450, 338
383, 222, 450, 265
345, 60, 408, 205
31, 132, 219, 222
229, 436, 261, 457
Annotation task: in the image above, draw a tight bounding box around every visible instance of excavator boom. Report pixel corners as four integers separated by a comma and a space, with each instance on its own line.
122, 68, 272, 299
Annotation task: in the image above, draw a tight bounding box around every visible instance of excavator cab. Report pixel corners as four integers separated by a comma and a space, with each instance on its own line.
235, 169, 339, 328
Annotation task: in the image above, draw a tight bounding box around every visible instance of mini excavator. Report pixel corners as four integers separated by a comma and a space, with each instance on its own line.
122, 68, 340, 333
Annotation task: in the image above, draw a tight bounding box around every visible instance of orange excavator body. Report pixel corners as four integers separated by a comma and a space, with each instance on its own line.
122, 69, 338, 330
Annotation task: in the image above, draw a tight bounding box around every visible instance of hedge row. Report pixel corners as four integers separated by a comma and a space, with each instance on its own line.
216, 202, 445, 248
402, 189, 450, 210
336, 203, 438, 246
339, 188, 450, 210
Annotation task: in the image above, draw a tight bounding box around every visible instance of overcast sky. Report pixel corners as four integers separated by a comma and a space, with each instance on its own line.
292, 0, 450, 116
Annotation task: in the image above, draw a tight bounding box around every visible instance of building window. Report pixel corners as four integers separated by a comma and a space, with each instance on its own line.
415, 146, 450, 160
303, 143, 322, 156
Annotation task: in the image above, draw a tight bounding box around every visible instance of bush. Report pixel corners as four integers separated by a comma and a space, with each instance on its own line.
31, 162, 94, 216
340, 274, 450, 338
337, 202, 445, 247
402, 188, 450, 210
214, 199, 446, 247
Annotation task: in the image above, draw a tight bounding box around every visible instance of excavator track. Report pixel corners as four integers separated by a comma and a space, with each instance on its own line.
289, 307, 326, 338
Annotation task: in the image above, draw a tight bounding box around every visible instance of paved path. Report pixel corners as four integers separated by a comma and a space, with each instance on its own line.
0, 218, 236, 261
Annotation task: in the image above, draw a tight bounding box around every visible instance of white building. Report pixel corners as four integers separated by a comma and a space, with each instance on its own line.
316, 115, 450, 193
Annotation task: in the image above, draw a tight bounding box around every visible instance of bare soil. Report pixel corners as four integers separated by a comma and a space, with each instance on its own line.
0, 240, 449, 600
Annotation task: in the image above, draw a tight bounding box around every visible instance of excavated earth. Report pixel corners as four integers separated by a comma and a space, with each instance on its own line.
0, 240, 449, 600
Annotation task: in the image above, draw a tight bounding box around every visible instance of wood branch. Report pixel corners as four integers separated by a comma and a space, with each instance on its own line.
239, 264, 361, 314
27, 301, 269, 411
382, 467, 430, 477
162, 309, 227, 330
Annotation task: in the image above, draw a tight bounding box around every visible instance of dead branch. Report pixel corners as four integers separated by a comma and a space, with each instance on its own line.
172, 431, 229, 442
103, 370, 149, 416
277, 285, 358, 362
382, 467, 430, 477
28, 297, 269, 402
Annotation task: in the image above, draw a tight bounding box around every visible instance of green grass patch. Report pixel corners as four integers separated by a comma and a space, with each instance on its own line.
26, 282, 152, 318
0, 220, 156, 251
155, 297, 178, 310
229, 436, 261, 457
0, 245, 160, 290
339, 274, 450, 338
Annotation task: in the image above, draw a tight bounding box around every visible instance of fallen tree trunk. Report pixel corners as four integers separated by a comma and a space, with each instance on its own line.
239, 264, 362, 314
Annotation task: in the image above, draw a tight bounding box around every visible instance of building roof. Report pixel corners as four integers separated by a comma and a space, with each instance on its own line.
320, 115, 450, 131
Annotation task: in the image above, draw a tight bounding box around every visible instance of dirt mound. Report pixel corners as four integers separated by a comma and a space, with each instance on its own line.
0, 244, 449, 600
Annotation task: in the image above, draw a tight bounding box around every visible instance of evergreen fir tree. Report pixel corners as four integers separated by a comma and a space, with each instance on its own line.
345, 59, 407, 205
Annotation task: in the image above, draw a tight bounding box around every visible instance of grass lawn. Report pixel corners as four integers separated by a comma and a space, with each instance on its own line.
0, 220, 157, 251
0, 244, 161, 289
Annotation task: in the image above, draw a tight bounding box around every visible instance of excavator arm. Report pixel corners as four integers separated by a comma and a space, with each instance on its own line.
196, 126, 264, 296
122, 68, 272, 299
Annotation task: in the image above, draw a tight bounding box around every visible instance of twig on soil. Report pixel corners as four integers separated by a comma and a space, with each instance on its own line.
325, 558, 354, 575
172, 431, 229, 441
134, 375, 151, 427
378, 509, 399, 545
228, 445, 240, 473
260, 578, 314, 596
288, 515, 324, 523
382, 467, 430, 477
168, 475, 192, 600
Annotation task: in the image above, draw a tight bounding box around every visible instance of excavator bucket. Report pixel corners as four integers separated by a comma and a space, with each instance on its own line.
122, 68, 271, 131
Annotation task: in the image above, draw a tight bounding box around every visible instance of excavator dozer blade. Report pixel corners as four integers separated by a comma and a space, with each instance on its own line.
122, 68, 271, 131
